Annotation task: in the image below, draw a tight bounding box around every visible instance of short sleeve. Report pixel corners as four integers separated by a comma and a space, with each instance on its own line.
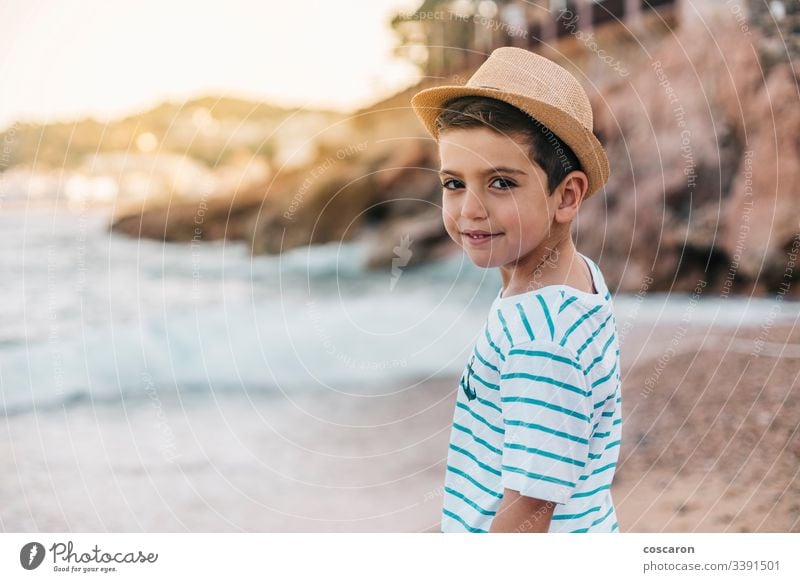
499, 339, 592, 504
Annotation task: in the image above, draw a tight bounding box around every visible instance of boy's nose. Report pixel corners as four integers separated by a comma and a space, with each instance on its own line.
461, 187, 488, 220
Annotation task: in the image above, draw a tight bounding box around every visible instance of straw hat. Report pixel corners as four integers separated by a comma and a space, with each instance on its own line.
410, 46, 610, 198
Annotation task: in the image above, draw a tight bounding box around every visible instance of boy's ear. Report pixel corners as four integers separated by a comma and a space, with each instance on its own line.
554, 170, 589, 223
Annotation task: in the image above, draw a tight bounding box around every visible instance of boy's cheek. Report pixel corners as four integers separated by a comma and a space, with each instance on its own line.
445, 224, 463, 247
441, 205, 462, 245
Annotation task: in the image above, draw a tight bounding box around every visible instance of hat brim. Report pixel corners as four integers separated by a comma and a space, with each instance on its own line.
410, 85, 610, 198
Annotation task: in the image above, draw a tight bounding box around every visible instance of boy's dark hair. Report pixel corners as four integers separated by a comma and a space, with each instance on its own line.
434, 95, 582, 194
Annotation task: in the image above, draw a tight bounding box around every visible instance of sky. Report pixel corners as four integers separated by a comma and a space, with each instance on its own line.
0, 0, 422, 130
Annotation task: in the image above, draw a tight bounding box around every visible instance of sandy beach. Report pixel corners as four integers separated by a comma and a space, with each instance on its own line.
1, 319, 798, 533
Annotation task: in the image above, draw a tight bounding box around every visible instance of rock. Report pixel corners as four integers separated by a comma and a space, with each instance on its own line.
587, 3, 800, 296
109, 192, 265, 243
363, 207, 454, 271
247, 163, 376, 254
720, 61, 800, 283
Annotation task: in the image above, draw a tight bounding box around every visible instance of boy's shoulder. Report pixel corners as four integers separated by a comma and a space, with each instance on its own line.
488, 257, 615, 366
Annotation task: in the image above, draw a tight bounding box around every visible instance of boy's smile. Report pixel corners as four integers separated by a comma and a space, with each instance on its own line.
438, 126, 558, 270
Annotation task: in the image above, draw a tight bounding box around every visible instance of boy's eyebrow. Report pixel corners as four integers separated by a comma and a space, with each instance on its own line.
438, 166, 527, 177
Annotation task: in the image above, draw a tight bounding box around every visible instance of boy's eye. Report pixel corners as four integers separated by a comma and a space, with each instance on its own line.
441, 178, 463, 190
489, 177, 516, 190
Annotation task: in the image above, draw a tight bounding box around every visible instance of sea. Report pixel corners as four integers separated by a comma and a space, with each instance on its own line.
1, 207, 796, 415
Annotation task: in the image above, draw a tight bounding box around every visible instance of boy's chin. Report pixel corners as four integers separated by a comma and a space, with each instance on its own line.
463, 249, 503, 269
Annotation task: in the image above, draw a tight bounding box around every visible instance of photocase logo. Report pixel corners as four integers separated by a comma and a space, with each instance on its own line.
390, 234, 413, 291
20, 542, 45, 570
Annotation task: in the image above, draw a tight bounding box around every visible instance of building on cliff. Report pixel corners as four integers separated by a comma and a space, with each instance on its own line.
392, 0, 677, 77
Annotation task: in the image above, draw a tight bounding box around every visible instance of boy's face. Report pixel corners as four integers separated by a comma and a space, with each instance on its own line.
438, 126, 560, 269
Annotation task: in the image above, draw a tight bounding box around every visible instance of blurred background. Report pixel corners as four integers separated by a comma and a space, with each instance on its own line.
0, 0, 798, 532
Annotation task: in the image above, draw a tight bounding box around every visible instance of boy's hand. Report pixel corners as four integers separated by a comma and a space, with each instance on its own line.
488, 488, 555, 533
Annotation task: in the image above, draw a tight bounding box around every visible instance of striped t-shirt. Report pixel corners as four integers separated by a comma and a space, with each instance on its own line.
441, 252, 622, 533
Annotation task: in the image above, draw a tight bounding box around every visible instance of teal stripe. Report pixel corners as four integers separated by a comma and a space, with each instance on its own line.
497, 308, 513, 344
593, 431, 612, 438
536, 295, 555, 341
593, 392, 615, 409
611, 521, 619, 531
577, 462, 616, 480
504, 442, 586, 467
570, 527, 590, 533
571, 484, 611, 498
613, 418, 622, 425
456, 401, 504, 434
605, 439, 621, 450
485, 327, 506, 361
560, 304, 602, 347
444, 486, 497, 516
504, 419, 589, 444
501, 464, 575, 488
500, 372, 588, 397
442, 508, 488, 533
453, 422, 502, 455
576, 314, 612, 357
507, 347, 582, 371
515, 302, 535, 341
588, 452, 602, 459
473, 346, 499, 373
475, 395, 501, 414
590, 505, 615, 527
552, 506, 601, 520
470, 370, 500, 391
446, 464, 503, 499
500, 396, 590, 422
601, 411, 613, 417
584, 333, 616, 375
559, 295, 578, 314
591, 360, 618, 388
449, 443, 502, 476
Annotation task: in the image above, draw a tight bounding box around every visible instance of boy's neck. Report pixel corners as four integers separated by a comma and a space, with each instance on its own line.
500, 235, 594, 297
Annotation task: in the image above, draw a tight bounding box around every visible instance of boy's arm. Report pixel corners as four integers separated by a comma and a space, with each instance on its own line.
489, 488, 555, 533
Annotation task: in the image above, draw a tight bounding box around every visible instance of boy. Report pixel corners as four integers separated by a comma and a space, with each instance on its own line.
411, 47, 622, 533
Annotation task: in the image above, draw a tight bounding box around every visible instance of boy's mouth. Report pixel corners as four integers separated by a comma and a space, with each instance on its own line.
461, 230, 503, 245
461, 229, 502, 238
